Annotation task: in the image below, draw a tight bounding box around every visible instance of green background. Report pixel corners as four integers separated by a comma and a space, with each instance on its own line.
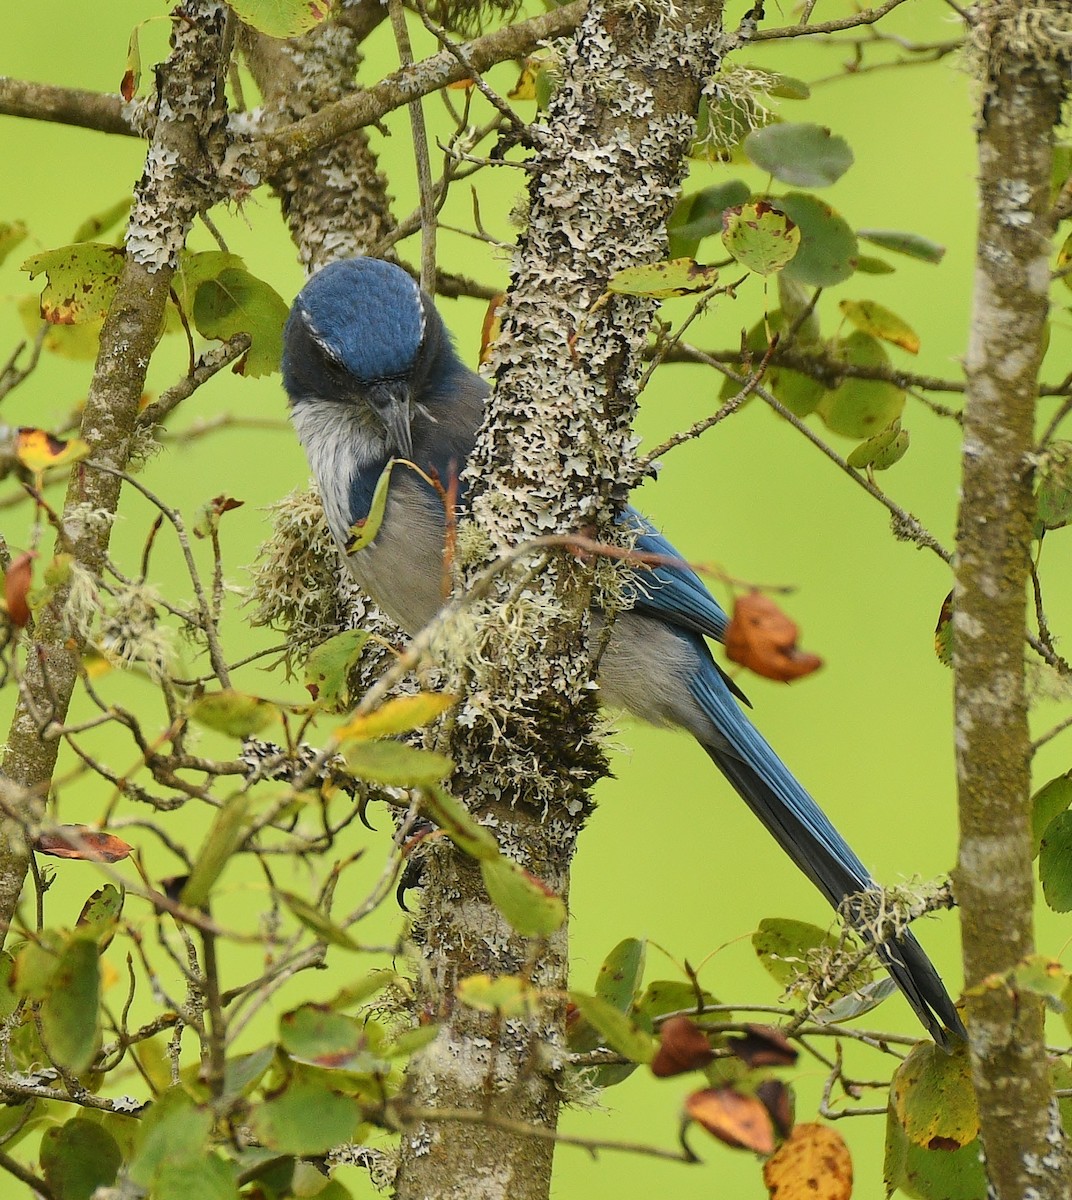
2, 1, 1071, 1196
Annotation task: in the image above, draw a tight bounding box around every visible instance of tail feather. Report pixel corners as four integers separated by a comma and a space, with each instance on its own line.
692, 661, 965, 1048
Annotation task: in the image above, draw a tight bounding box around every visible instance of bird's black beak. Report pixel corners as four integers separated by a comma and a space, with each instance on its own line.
367, 381, 413, 460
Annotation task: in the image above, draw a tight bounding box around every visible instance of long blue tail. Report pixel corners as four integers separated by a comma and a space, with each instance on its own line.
691, 663, 965, 1049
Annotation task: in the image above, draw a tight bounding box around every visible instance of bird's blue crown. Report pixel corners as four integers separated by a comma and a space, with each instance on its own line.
288, 258, 427, 385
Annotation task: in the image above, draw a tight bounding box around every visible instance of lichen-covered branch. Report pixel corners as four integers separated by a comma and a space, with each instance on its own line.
953, 4, 1071, 1196
0, 0, 234, 945
257, 0, 587, 172
239, 17, 395, 271
392, 3, 726, 1199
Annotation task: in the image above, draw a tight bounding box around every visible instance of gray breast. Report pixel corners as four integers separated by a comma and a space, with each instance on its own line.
344, 479, 449, 635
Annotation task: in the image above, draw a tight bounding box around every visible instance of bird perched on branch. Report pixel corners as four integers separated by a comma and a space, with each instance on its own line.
281, 255, 965, 1049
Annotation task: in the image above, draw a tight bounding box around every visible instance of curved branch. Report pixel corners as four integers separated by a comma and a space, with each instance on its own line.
0, 1, 234, 945
258, 0, 587, 173
0, 76, 133, 136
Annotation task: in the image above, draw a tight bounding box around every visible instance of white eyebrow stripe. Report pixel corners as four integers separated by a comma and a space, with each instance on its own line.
407, 273, 426, 342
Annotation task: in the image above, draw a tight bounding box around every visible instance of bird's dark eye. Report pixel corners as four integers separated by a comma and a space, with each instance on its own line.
320, 348, 351, 380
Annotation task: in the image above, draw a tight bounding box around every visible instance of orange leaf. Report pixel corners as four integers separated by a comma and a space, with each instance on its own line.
479, 293, 505, 366
763, 1122, 852, 1199
724, 592, 823, 683
651, 1015, 715, 1078
35, 827, 133, 863
685, 1086, 775, 1154
4, 551, 35, 627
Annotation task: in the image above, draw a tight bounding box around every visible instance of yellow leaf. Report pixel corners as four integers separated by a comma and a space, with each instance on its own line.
839, 298, 920, 354
763, 1123, 852, 1200
15, 428, 91, 474
336, 692, 454, 742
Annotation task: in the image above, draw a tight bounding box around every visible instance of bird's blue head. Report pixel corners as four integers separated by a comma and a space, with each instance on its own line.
282, 257, 450, 459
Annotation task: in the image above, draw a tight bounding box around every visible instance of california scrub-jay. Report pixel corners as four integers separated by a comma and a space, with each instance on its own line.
281, 255, 964, 1048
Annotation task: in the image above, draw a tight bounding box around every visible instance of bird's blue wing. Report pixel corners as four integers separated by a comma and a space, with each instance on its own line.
620, 508, 730, 644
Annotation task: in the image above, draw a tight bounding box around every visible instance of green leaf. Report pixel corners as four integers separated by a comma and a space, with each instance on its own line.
595, 938, 646, 1013
277, 891, 362, 951
129, 1089, 213, 1188
839, 299, 920, 354
570, 992, 656, 1064
1035, 441, 1072, 531
457, 973, 536, 1017
721, 201, 800, 275
193, 267, 289, 377
1008, 954, 1068, 1009
858, 228, 945, 264
745, 123, 853, 188
41, 1118, 122, 1200
71, 198, 133, 244
0, 220, 28, 269
813, 976, 898, 1025
220, 1047, 275, 1104
419, 786, 499, 861
327, 971, 398, 1011
187, 690, 279, 737
719, 310, 827, 418
21, 243, 124, 324
16, 294, 102, 360
1033, 774, 1072, 857
181, 793, 253, 909
1039, 810, 1072, 911
763, 71, 811, 101
344, 740, 454, 787
226, 0, 330, 38
817, 332, 905, 438
304, 629, 370, 711
635, 980, 718, 1024
777, 193, 858, 288
155, 1154, 238, 1200
607, 259, 720, 298
13, 932, 64, 1001
480, 856, 566, 937
1058, 231, 1072, 294
76, 883, 123, 949
752, 917, 871, 994
0, 952, 16, 1020
846, 419, 910, 471
344, 458, 398, 553
890, 1041, 979, 1149
41, 935, 100, 1073
251, 1078, 362, 1156
884, 1107, 986, 1199
668, 181, 751, 259
280, 1004, 365, 1067
855, 254, 895, 275
172, 250, 245, 317
776, 276, 821, 344
385, 1023, 441, 1059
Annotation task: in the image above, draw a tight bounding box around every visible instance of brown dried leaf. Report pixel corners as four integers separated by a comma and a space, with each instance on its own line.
35, 827, 133, 863
756, 1078, 795, 1139
651, 1015, 715, 1078
729, 1024, 798, 1068
4, 552, 35, 627
725, 592, 823, 683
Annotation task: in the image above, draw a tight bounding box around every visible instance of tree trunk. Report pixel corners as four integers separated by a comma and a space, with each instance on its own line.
954, 4, 1070, 1195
